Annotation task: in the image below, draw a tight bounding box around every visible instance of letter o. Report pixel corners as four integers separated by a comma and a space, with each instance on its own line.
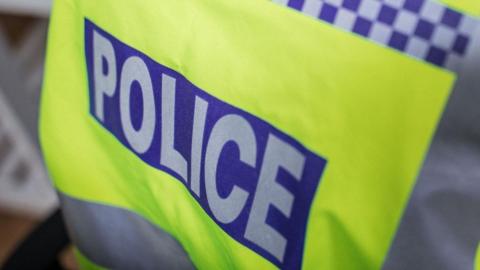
119, 56, 155, 154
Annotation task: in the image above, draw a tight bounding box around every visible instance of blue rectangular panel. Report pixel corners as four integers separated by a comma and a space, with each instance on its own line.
85, 18, 327, 270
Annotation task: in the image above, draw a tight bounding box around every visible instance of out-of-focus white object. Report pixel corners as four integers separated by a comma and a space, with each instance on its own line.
0, 89, 58, 218
0, 0, 51, 17
0, 9, 56, 217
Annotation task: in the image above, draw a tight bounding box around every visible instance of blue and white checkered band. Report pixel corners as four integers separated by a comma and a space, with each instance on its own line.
274, 0, 480, 71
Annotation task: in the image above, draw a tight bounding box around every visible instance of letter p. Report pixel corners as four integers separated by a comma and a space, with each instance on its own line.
93, 30, 117, 122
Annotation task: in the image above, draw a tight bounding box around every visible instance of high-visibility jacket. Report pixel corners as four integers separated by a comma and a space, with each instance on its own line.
40, 0, 480, 269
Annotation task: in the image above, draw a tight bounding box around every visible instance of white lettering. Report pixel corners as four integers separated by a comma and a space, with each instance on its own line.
190, 96, 208, 196
160, 74, 188, 182
119, 56, 156, 154
245, 134, 306, 262
93, 30, 116, 121
204, 114, 256, 224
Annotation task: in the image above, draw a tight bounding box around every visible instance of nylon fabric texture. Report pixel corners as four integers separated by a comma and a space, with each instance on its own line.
440, 0, 480, 16
40, 0, 454, 269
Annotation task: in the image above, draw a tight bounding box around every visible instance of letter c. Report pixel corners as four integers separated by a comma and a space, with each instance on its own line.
204, 114, 257, 224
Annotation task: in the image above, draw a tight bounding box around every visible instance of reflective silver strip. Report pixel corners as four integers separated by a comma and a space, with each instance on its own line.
382, 23, 480, 270
59, 193, 195, 270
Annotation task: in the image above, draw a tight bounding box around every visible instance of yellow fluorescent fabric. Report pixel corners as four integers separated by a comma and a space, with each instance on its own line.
440, 0, 480, 16
74, 249, 106, 270
476, 244, 480, 270
40, 0, 454, 269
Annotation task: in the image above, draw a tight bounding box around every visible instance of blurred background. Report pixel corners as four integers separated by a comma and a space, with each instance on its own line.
0, 0, 65, 267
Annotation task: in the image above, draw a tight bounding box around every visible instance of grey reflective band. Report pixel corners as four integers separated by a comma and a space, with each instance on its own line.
59, 193, 195, 270
382, 21, 480, 270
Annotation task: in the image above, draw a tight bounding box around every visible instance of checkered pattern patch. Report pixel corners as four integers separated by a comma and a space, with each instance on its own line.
273, 0, 479, 70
